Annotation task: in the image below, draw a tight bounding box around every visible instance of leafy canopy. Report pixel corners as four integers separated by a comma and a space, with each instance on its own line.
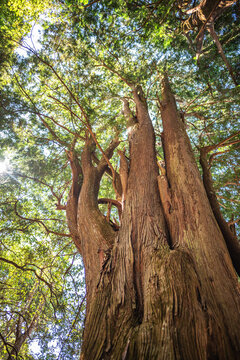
0, 0, 239, 358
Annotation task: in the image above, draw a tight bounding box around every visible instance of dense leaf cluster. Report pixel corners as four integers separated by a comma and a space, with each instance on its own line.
0, 0, 239, 358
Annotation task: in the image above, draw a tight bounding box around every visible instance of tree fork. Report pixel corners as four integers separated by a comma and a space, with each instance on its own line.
80, 86, 169, 359
79, 80, 240, 360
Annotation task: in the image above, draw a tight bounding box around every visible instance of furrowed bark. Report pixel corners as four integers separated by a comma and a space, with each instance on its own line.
200, 147, 240, 275
81, 87, 170, 359
159, 72, 240, 359
78, 137, 119, 308
77, 74, 240, 360
92, 152, 123, 198
66, 150, 83, 254
79, 79, 240, 359
117, 149, 129, 205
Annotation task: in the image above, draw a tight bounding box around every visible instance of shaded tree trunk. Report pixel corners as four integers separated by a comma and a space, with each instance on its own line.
207, 24, 238, 86
199, 146, 240, 275
67, 75, 240, 359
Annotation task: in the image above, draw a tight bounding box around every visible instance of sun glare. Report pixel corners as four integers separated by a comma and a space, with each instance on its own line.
0, 160, 8, 173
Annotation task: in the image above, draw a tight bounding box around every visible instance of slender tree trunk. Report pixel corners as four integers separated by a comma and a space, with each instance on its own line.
200, 146, 240, 275
73, 77, 240, 360
66, 149, 83, 254
7, 299, 45, 360
207, 24, 238, 86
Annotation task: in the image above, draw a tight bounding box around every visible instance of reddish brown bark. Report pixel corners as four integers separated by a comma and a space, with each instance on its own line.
80, 86, 169, 359
66, 149, 83, 254
64, 76, 240, 360
182, 0, 236, 34
200, 146, 240, 275
159, 73, 240, 357
180, 0, 238, 77
78, 136, 120, 308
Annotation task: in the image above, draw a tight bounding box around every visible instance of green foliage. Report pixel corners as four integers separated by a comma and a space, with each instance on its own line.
0, 0, 52, 84
0, 146, 85, 358
0, 0, 239, 358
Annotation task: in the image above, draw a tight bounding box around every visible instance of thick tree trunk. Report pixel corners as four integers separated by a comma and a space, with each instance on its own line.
73, 77, 240, 359
158, 74, 240, 358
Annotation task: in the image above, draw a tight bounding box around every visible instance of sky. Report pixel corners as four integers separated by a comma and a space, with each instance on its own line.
16, 22, 42, 57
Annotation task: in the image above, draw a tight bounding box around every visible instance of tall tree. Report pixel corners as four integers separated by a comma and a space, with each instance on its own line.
1, 0, 240, 359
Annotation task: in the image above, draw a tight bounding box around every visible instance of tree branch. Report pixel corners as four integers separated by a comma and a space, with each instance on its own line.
98, 198, 122, 217
14, 76, 70, 147
0, 257, 54, 292
14, 201, 71, 238
209, 142, 240, 165
14, 172, 61, 203
97, 139, 120, 174
207, 23, 238, 86
203, 131, 240, 153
